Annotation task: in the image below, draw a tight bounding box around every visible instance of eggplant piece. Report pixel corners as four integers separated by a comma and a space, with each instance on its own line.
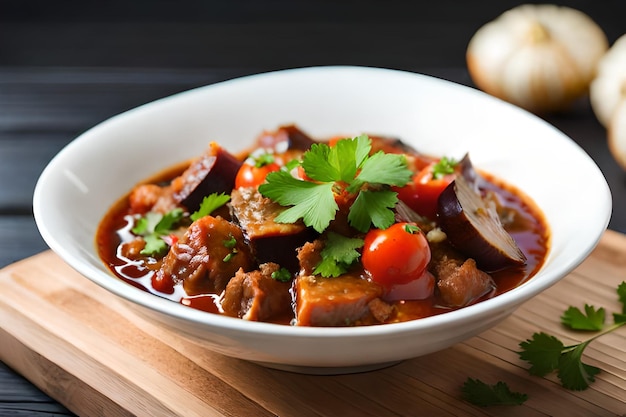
230, 187, 317, 273
172, 142, 242, 212
437, 176, 526, 272
255, 124, 316, 152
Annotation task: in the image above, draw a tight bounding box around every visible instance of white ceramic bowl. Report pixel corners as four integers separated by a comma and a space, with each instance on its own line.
33, 66, 611, 374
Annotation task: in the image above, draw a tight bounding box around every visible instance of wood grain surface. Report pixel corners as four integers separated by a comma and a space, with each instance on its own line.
0, 231, 624, 417
2, 1, 626, 414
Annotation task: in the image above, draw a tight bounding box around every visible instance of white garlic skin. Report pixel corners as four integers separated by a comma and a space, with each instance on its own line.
467, 4, 609, 113
590, 34, 626, 128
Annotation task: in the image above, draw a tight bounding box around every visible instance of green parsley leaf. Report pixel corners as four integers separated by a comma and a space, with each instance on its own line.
353, 151, 412, 188
301, 142, 341, 182
141, 233, 169, 257
518, 332, 564, 376
348, 189, 398, 232
432, 156, 457, 179
132, 211, 161, 235
154, 208, 184, 233
132, 208, 185, 257
261, 171, 337, 233
190, 193, 231, 221
617, 281, 626, 314
314, 232, 364, 277
461, 378, 528, 407
259, 135, 412, 234
558, 342, 600, 390
561, 304, 606, 331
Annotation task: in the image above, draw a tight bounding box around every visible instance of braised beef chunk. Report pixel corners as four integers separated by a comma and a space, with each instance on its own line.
171, 142, 242, 212
221, 263, 292, 321
230, 187, 317, 272
128, 184, 165, 214
431, 251, 495, 307
296, 239, 324, 275
294, 274, 384, 326
368, 298, 393, 323
254, 124, 316, 152
155, 216, 254, 296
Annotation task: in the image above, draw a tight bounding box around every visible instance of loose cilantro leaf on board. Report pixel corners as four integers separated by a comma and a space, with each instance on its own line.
259, 135, 412, 233
190, 192, 231, 221
461, 378, 528, 407
518, 281, 626, 391
557, 342, 601, 391
614, 282, 626, 324
313, 232, 364, 277
132, 208, 185, 256
561, 304, 606, 331
518, 332, 564, 376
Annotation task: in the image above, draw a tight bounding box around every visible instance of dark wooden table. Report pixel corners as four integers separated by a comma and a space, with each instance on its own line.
1, 1, 624, 415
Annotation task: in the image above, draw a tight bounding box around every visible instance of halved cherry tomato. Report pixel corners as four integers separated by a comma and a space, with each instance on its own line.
234, 154, 281, 189
394, 159, 457, 219
362, 222, 431, 290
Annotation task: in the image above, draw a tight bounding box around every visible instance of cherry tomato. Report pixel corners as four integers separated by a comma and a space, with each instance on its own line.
234, 157, 281, 189
362, 222, 431, 289
395, 160, 456, 219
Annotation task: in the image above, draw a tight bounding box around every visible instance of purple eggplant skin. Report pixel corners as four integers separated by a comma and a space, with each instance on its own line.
173, 143, 242, 212
255, 124, 317, 152
437, 176, 527, 272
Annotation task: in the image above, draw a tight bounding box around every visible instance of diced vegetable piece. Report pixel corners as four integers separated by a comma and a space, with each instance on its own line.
230, 187, 317, 272
437, 176, 526, 271
172, 142, 242, 212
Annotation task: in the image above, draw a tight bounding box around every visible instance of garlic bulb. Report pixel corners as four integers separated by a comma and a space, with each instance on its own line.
608, 103, 626, 170
467, 4, 609, 113
590, 34, 626, 127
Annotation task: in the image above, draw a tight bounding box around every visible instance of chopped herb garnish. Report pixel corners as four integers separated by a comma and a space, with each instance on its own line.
461, 378, 528, 407
132, 208, 184, 256
432, 156, 457, 179
258, 135, 412, 233
313, 232, 364, 277
223, 251, 237, 262
223, 234, 237, 249
518, 281, 626, 390
190, 192, 231, 221
271, 267, 292, 282
253, 152, 275, 168
404, 223, 421, 234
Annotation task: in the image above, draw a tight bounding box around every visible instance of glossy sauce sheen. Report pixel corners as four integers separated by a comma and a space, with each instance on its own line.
96, 161, 550, 325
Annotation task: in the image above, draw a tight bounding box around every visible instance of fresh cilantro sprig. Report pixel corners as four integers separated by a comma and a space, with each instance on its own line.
461, 378, 528, 407
258, 135, 412, 233
190, 192, 230, 221
132, 208, 185, 256
132, 192, 230, 257
518, 281, 626, 390
314, 232, 364, 277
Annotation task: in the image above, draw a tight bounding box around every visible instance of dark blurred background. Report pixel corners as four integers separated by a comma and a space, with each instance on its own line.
1, 0, 624, 69
0, 1, 624, 415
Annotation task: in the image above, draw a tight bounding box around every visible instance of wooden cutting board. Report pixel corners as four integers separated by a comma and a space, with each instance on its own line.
1, 231, 625, 417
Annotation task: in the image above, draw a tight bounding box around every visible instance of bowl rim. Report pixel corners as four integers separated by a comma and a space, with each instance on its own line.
33, 65, 612, 339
